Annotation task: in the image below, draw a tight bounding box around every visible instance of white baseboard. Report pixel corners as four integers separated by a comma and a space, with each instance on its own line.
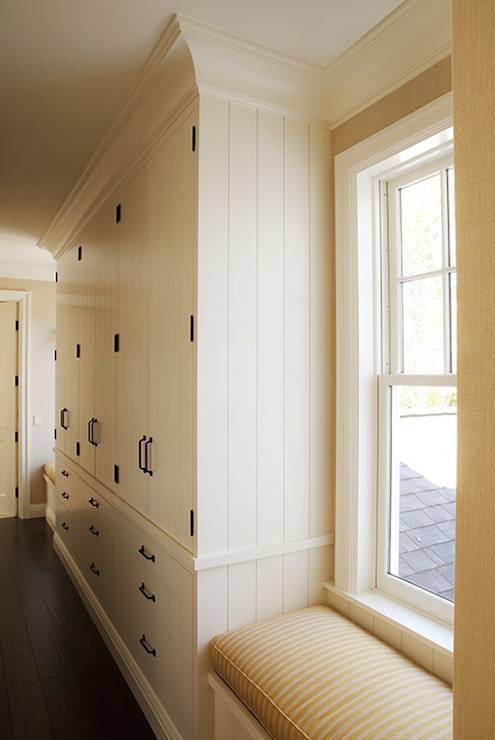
53, 532, 182, 740
29, 503, 47, 519
45, 505, 56, 531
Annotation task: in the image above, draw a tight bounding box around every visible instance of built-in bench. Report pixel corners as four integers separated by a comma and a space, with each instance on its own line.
210, 605, 452, 739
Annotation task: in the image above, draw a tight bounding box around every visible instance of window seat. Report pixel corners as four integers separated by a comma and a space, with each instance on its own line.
210, 605, 452, 739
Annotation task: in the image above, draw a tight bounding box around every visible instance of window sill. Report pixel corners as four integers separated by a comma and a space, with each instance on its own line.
323, 582, 453, 683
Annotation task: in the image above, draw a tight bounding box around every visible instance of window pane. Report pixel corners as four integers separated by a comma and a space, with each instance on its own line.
388, 385, 456, 602
400, 174, 442, 277
447, 167, 456, 266
402, 275, 444, 373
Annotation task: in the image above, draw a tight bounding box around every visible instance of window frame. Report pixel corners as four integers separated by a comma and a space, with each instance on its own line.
334, 94, 454, 628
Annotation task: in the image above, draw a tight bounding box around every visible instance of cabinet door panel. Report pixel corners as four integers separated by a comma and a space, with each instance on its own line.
76, 232, 96, 475
60, 247, 79, 462
94, 204, 118, 490
149, 114, 196, 548
116, 170, 150, 514
55, 251, 72, 454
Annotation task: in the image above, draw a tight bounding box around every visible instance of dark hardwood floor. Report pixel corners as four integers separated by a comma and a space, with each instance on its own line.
0, 517, 155, 740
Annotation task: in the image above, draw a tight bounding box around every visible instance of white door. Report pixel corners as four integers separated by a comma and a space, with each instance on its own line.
0, 302, 17, 517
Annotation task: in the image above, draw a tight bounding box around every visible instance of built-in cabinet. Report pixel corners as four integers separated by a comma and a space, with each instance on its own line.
56, 110, 197, 548
54, 84, 333, 739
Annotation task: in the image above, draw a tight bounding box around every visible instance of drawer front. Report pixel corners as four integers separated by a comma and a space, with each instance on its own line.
118, 514, 181, 591
82, 537, 117, 620
56, 508, 80, 557
118, 578, 193, 739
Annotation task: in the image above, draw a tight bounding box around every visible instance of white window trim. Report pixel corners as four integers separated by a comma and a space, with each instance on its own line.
334, 94, 454, 634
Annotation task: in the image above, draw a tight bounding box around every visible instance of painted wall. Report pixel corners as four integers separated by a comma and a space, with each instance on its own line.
452, 2, 495, 734
0, 277, 56, 506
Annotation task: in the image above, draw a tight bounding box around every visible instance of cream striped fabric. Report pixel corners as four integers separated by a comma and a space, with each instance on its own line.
211, 605, 452, 739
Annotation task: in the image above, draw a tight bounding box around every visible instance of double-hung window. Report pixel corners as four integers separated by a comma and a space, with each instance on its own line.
377, 154, 456, 622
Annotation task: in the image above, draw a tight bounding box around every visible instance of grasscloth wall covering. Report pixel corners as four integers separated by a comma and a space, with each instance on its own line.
453, 1, 495, 735
331, 56, 452, 156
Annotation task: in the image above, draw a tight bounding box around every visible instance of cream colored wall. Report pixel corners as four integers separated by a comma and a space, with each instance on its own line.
0, 277, 55, 505
452, 2, 495, 735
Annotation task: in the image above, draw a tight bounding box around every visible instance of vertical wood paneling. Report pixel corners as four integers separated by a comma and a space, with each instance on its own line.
197, 566, 228, 740
256, 555, 283, 620
228, 104, 258, 551
309, 125, 333, 538
257, 112, 285, 547
284, 119, 311, 542
228, 561, 256, 631
197, 96, 229, 555
283, 549, 309, 613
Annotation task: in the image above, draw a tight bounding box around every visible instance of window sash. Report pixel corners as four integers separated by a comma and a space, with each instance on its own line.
386, 155, 455, 376
376, 375, 455, 624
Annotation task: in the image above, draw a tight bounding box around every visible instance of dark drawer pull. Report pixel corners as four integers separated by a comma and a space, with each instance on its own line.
139, 634, 156, 657
61, 470, 69, 478
61, 492, 69, 500
61, 521, 69, 531
89, 562, 100, 576
144, 437, 153, 476
138, 545, 155, 563
139, 583, 156, 602
89, 525, 99, 537
88, 497, 99, 508
138, 435, 146, 472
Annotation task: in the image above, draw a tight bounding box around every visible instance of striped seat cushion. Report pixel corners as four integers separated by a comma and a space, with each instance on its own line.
211, 605, 452, 739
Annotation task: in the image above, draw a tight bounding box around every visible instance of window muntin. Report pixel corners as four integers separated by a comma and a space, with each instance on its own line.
378, 153, 456, 620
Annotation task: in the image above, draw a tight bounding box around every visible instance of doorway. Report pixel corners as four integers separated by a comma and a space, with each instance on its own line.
0, 302, 18, 517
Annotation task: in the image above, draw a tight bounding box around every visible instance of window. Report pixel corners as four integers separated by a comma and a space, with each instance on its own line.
377, 155, 456, 620
334, 96, 455, 633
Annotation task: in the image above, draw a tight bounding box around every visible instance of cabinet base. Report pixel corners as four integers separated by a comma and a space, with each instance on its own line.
53, 532, 183, 740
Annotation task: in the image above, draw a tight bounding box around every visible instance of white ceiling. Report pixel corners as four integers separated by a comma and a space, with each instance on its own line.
0, 0, 403, 267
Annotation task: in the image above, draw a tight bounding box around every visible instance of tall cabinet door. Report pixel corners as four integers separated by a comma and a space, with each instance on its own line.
115, 167, 151, 514
148, 113, 197, 548
55, 250, 71, 454
94, 203, 118, 491
75, 233, 96, 475
56, 245, 79, 460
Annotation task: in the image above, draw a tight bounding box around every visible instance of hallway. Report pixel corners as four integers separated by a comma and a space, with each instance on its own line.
0, 517, 154, 739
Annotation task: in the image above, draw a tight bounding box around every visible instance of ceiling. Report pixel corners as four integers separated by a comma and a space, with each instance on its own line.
0, 0, 404, 267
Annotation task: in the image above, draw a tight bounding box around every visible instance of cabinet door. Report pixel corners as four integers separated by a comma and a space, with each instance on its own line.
57, 246, 79, 461
148, 113, 197, 548
94, 204, 118, 491
115, 169, 150, 513
75, 233, 96, 475
55, 251, 71, 454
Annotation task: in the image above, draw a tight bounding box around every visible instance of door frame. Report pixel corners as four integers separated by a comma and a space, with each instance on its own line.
0, 291, 31, 518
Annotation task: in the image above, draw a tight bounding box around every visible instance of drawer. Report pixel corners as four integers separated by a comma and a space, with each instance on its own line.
118, 578, 193, 739
56, 508, 81, 559
82, 537, 117, 620
79, 482, 116, 531
55, 458, 73, 492
118, 514, 190, 597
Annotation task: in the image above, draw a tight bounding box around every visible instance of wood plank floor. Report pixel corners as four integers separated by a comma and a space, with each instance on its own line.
0, 517, 155, 739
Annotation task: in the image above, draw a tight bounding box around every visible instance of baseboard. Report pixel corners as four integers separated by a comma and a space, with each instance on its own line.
53, 532, 182, 740
45, 505, 56, 531
29, 503, 47, 519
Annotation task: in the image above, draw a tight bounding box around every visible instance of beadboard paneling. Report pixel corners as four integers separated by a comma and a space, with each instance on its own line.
197, 95, 333, 557
196, 543, 332, 740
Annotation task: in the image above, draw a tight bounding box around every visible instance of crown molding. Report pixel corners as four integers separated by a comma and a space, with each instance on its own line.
39, 3, 452, 256
325, 0, 452, 127
39, 14, 329, 258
